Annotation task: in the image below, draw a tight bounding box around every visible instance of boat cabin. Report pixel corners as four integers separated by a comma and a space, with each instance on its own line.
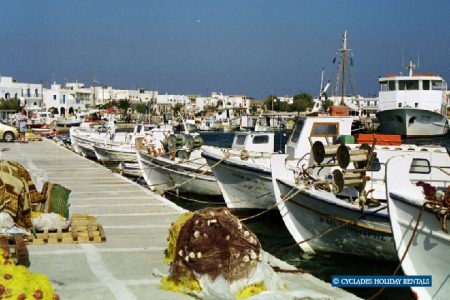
231, 132, 274, 153
285, 116, 353, 158
378, 63, 448, 114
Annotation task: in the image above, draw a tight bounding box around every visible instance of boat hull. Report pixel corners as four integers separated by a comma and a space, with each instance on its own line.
119, 162, 142, 178
137, 150, 221, 196
93, 145, 137, 163
56, 119, 82, 127
202, 151, 274, 210
389, 193, 450, 300
77, 143, 97, 159
376, 108, 448, 137
387, 156, 450, 300
31, 128, 53, 135
276, 178, 396, 260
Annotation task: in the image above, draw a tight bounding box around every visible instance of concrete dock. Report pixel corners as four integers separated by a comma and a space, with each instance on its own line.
0, 140, 360, 300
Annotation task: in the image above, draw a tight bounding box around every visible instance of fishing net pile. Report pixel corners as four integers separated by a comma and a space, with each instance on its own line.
0, 248, 59, 299
0, 160, 70, 235
161, 207, 284, 299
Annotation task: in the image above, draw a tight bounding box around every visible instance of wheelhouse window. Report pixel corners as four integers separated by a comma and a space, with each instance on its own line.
252, 135, 269, 144
388, 81, 396, 91
368, 157, 381, 172
310, 122, 339, 137
235, 135, 246, 145
407, 80, 419, 90
290, 120, 304, 143
432, 80, 444, 90
399, 80, 418, 90
409, 158, 431, 174
422, 80, 430, 90
380, 81, 388, 91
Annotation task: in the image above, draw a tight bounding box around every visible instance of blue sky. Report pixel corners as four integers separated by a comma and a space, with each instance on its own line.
1, 0, 449, 99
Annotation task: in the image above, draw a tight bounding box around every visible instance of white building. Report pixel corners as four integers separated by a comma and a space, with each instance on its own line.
43, 82, 92, 116
195, 92, 250, 114
277, 96, 294, 104
97, 87, 157, 105
154, 94, 192, 114
0, 76, 43, 109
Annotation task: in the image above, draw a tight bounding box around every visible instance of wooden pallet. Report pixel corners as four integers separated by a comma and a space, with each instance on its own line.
26, 214, 106, 245
27, 133, 43, 141
0, 235, 30, 267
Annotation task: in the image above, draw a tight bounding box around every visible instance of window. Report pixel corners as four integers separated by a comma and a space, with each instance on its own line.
368, 157, 381, 172
415, 103, 419, 108
290, 120, 304, 143
398, 103, 402, 108
388, 81, 396, 91
53, 95, 57, 100
399, 80, 418, 90
27, 88, 31, 97
406, 80, 419, 90
432, 80, 444, 90
253, 135, 269, 144
380, 81, 388, 92
35, 89, 39, 97
310, 122, 339, 137
409, 158, 431, 174
422, 80, 430, 90
235, 135, 246, 145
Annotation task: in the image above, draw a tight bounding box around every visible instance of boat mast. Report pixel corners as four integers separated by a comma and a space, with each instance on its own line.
407, 59, 416, 77
319, 67, 324, 96
340, 30, 348, 105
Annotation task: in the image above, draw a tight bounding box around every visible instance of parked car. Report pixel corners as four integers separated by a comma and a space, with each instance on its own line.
0, 121, 18, 142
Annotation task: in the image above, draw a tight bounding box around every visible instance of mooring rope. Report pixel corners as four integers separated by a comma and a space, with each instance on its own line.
239, 184, 304, 222
436, 166, 450, 177
164, 190, 225, 205
140, 155, 216, 188
163, 152, 231, 193
274, 202, 387, 255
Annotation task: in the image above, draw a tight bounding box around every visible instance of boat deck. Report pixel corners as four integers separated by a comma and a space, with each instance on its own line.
0, 140, 359, 299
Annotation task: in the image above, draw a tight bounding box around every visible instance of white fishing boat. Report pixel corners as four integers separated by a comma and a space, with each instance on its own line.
136, 133, 221, 196
93, 123, 165, 164
70, 118, 126, 159
55, 117, 83, 127
28, 111, 55, 128
387, 155, 450, 300
271, 120, 450, 259
376, 60, 449, 137
31, 127, 54, 136
202, 131, 275, 209
202, 116, 354, 210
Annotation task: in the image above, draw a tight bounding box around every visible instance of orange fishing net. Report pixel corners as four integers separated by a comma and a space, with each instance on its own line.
170, 207, 262, 283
